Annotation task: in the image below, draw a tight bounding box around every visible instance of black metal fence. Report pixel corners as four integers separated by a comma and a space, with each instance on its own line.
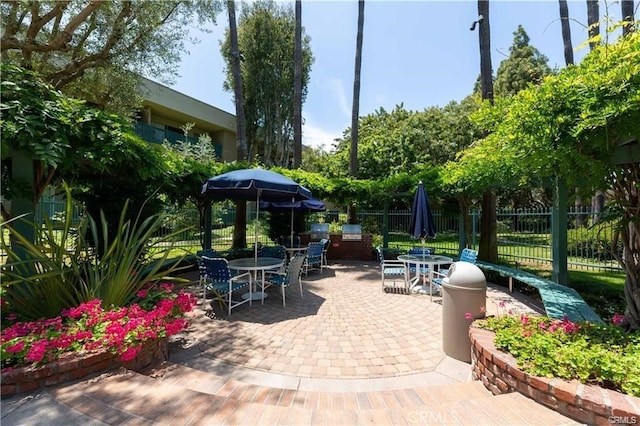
2, 200, 622, 273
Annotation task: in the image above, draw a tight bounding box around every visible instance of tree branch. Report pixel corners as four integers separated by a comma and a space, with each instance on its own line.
48, 1, 132, 88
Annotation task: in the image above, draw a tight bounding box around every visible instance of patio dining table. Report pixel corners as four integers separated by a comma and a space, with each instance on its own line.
397, 254, 453, 300
228, 257, 284, 303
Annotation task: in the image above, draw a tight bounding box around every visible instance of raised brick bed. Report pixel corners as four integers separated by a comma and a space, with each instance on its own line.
470, 327, 640, 425
1, 338, 168, 398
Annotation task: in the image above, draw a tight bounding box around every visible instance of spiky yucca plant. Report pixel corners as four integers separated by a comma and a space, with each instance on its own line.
1, 185, 190, 321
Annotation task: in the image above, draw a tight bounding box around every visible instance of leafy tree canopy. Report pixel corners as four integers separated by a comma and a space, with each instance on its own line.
1, 64, 175, 219
445, 31, 640, 330
494, 25, 554, 97
220, 0, 314, 166
322, 99, 482, 182
446, 31, 640, 193
1, 0, 223, 117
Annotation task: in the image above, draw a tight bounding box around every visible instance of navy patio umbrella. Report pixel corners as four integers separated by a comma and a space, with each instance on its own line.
201, 168, 312, 259
259, 198, 326, 212
260, 198, 326, 247
408, 181, 436, 250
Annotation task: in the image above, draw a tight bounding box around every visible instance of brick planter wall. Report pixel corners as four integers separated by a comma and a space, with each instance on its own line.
469, 327, 640, 425
1, 338, 168, 398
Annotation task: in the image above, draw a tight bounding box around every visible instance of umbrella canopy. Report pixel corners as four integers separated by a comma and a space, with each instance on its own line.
201, 169, 312, 259
260, 198, 326, 247
408, 181, 436, 244
259, 198, 326, 212
201, 169, 312, 201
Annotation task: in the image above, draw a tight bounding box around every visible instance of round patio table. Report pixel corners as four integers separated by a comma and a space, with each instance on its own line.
228, 257, 284, 303
397, 254, 453, 300
284, 246, 307, 260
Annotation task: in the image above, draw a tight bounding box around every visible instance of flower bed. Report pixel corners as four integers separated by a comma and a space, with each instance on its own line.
1, 283, 196, 397
470, 327, 640, 424
1, 337, 167, 397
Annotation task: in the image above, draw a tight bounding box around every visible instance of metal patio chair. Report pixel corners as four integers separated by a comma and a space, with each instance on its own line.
264, 254, 306, 307
377, 247, 407, 293
198, 256, 252, 315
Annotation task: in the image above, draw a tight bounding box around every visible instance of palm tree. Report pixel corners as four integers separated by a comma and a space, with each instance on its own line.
228, 0, 248, 249
293, 0, 302, 168
558, 1, 585, 225
586, 0, 606, 223
476, 0, 498, 263
348, 0, 365, 224
621, 0, 635, 36
228, 0, 247, 161
558, 0, 574, 66
587, 0, 599, 50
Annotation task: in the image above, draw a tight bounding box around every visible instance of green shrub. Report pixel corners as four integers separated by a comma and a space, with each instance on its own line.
477, 313, 640, 397
1, 185, 190, 321
567, 224, 622, 261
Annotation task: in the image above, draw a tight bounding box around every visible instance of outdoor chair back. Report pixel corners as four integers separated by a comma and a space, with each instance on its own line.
407, 247, 431, 275
259, 245, 287, 260
377, 247, 407, 293
196, 248, 219, 258
265, 254, 306, 307
198, 256, 252, 315
437, 248, 477, 277
305, 242, 324, 275
459, 248, 478, 263
319, 238, 330, 268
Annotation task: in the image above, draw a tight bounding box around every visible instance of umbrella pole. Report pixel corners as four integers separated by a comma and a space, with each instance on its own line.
290, 196, 295, 248
255, 191, 260, 261
290, 210, 294, 247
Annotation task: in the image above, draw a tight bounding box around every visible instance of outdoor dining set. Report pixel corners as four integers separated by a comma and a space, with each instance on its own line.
196, 167, 449, 313
196, 168, 333, 315
197, 239, 331, 316
377, 247, 479, 301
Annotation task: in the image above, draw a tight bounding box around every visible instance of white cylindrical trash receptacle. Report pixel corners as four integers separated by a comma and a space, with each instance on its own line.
442, 261, 487, 363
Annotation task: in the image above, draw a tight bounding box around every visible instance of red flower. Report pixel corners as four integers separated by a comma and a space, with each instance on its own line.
6, 341, 25, 353
120, 346, 141, 362
164, 318, 189, 336
25, 340, 48, 363
612, 313, 625, 326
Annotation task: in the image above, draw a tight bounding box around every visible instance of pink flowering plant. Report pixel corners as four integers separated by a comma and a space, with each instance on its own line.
476, 312, 640, 397
1, 282, 196, 370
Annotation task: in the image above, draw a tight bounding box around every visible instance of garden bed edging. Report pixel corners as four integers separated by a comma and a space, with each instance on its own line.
1, 338, 168, 398
469, 327, 640, 425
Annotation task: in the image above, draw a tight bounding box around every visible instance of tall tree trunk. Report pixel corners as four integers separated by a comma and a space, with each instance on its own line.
558, 0, 574, 66
293, 0, 302, 168
459, 194, 473, 250
558, 0, 585, 227
228, 0, 246, 161
586, 0, 605, 224
587, 0, 600, 50
621, 0, 635, 36
228, 0, 248, 249
476, 0, 498, 263
348, 0, 365, 224
609, 162, 640, 331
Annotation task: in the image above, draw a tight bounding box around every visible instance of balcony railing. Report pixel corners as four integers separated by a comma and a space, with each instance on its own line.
134, 122, 222, 157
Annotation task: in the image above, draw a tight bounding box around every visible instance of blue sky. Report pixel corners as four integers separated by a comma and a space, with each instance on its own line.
167, 1, 617, 150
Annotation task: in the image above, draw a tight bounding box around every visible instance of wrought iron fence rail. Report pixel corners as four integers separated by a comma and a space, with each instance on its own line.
0, 201, 622, 273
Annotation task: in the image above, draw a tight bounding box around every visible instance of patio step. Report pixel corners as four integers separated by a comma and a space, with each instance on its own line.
3, 367, 581, 425
144, 362, 493, 409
